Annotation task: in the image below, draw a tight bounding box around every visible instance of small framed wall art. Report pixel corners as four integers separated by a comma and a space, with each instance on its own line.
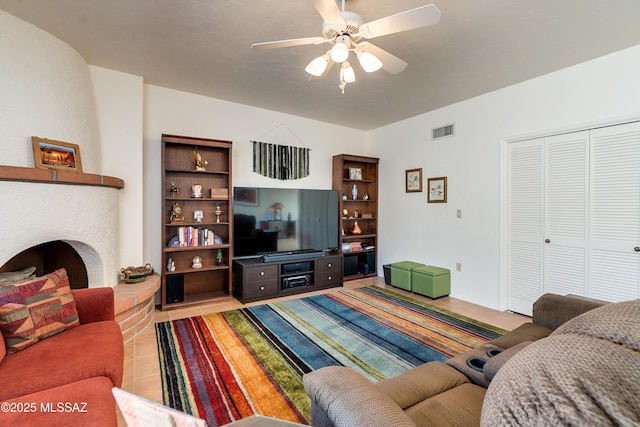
427, 176, 447, 203
405, 168, 422, 193
31, 136, 82, 172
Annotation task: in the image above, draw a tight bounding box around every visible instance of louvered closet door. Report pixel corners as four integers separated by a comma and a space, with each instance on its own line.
507, 138, 544, 315
543, 131, 589, 296
589, 122, 640, 301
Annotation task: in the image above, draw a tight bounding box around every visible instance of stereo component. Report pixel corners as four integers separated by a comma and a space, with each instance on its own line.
282, 274, 311, 289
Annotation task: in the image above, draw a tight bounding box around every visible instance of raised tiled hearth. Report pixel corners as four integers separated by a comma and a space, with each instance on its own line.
114, 274, 160, 342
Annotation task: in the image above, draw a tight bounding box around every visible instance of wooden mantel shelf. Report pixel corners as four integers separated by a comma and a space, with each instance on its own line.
0, 165, 124, 189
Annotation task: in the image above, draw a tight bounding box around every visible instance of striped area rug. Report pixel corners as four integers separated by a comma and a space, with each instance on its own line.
155, 286, 506, 426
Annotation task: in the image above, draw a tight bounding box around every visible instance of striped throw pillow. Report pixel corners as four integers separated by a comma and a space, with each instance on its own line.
0, 268, 79, 354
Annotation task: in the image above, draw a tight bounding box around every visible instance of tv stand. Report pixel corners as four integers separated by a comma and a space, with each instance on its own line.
261, 250, 325, 263
233, 254, 343, 303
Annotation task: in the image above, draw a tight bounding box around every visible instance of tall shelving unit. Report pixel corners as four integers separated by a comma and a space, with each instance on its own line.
332, 154, 379, 280
161, 134, 233, 310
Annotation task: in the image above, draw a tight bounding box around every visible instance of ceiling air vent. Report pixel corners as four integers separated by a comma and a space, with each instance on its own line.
432, 123, 455, 140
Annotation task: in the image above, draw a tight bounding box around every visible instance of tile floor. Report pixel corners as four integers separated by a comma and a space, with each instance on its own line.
117, 276, 530, 426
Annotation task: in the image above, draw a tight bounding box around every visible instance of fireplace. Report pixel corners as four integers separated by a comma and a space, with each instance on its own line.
0, 166, 125, 288
0, 240, 88, 288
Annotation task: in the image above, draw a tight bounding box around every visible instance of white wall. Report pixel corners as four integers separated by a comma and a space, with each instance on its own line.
90, 66, 145, 267
143, 86, 367, 279
370, 44, 640, 310
0, 10, 101, 171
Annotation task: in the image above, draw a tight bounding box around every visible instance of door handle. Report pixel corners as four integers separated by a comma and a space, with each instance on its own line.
545, 239, 551, 244
635, 247, 640, 252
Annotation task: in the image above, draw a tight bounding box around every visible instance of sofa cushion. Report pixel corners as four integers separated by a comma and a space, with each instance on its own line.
376, 362, 470, 409
406, 382, 486, 427
0, 268, 79, 354
481, 334, 640, 426
552, 298, 640, 350
0, 320, 124, 401
488, 322, 551, 349
0, 330, 5, 364
304, 366, 418, 427
482, 299, 640, 426
2, 376, 118, 427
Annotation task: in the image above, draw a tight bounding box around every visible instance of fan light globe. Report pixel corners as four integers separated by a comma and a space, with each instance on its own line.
305, 55, 329, 76
331, 42, 349, 63
358, 51, 383, 72
340, 62, 356, 83
331, 35, 351, 63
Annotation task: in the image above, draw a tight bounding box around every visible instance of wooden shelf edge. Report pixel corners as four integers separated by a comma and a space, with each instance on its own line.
163, 264, 230, 274
0, 165, 125, 189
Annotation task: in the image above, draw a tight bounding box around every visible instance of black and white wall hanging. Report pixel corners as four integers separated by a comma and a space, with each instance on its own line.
251, 124, 310, 180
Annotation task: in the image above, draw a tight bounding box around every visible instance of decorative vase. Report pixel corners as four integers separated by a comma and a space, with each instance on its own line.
352, 220, 362, 235
215, 205, 222, 223
351, 184, 358, 200
216, 249, 223, 266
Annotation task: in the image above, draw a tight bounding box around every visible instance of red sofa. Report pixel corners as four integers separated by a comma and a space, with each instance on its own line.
0, 287, 124, 426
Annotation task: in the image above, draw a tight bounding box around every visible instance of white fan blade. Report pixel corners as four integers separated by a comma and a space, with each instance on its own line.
359, 4, 441, 39
312, 0, 346, 31
309, 58, 335, 82
359, 42, 407, 74
251, 37, 327, 50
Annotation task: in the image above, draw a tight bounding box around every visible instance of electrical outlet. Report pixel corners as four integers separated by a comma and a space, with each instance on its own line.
457, 209, 462, 218
456, 262, 462, 272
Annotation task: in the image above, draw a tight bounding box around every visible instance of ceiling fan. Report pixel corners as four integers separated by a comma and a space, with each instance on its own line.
251, 0, 441, 93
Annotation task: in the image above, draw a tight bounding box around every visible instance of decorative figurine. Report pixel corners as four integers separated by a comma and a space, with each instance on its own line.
169, 202, 185, 223
216, 249, 223, 266
353, 210, 359, 218
192, 256, 202, 269
193, 209, 204, 223
363, 193, 369, 200
194, 147, 208, 171
215, 205, 222, 223
170, 182, 180, 198
166, 257, 175, 272
342, 193, 347, 201
351, 184, 358, 200
192, 184, 202, 198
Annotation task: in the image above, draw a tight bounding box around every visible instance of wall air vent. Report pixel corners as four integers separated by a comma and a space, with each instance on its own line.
432, 123, 455, 140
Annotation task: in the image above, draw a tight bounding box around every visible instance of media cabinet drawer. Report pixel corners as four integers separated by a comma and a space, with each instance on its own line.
244, 264, 278, 282
244, 280, 279, 299
315, 256, 342, 273
315, 272, 342, 288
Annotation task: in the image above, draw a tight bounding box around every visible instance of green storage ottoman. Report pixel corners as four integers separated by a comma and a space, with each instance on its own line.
390, 261, 424, 291
412, 265, 451, 298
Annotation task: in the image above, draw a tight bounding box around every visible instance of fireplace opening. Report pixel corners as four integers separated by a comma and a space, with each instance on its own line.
0, 240, 88, 289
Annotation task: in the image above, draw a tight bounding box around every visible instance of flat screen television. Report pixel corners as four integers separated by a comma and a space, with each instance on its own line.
233, 187, 339, 258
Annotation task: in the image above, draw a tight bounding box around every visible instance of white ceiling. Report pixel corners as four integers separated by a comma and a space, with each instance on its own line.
2, 0, 640, 130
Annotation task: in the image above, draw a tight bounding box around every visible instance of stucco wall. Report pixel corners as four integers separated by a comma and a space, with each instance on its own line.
0, 10, 120, 287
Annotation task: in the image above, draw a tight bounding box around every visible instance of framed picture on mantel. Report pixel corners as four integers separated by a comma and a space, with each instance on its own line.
32, 137, 82, 173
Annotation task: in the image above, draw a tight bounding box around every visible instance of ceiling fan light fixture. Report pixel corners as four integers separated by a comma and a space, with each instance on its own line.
357, 51, 383, 73
330, 35, 351, 63
340, 61, 356, 83
305, 54, 329, 76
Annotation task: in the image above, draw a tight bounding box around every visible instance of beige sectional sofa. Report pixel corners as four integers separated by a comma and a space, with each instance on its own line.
304, 293, 639, 426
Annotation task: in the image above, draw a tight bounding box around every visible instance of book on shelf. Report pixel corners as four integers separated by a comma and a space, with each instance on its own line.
342, 241, 363, 252
177, 226, 216, 247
